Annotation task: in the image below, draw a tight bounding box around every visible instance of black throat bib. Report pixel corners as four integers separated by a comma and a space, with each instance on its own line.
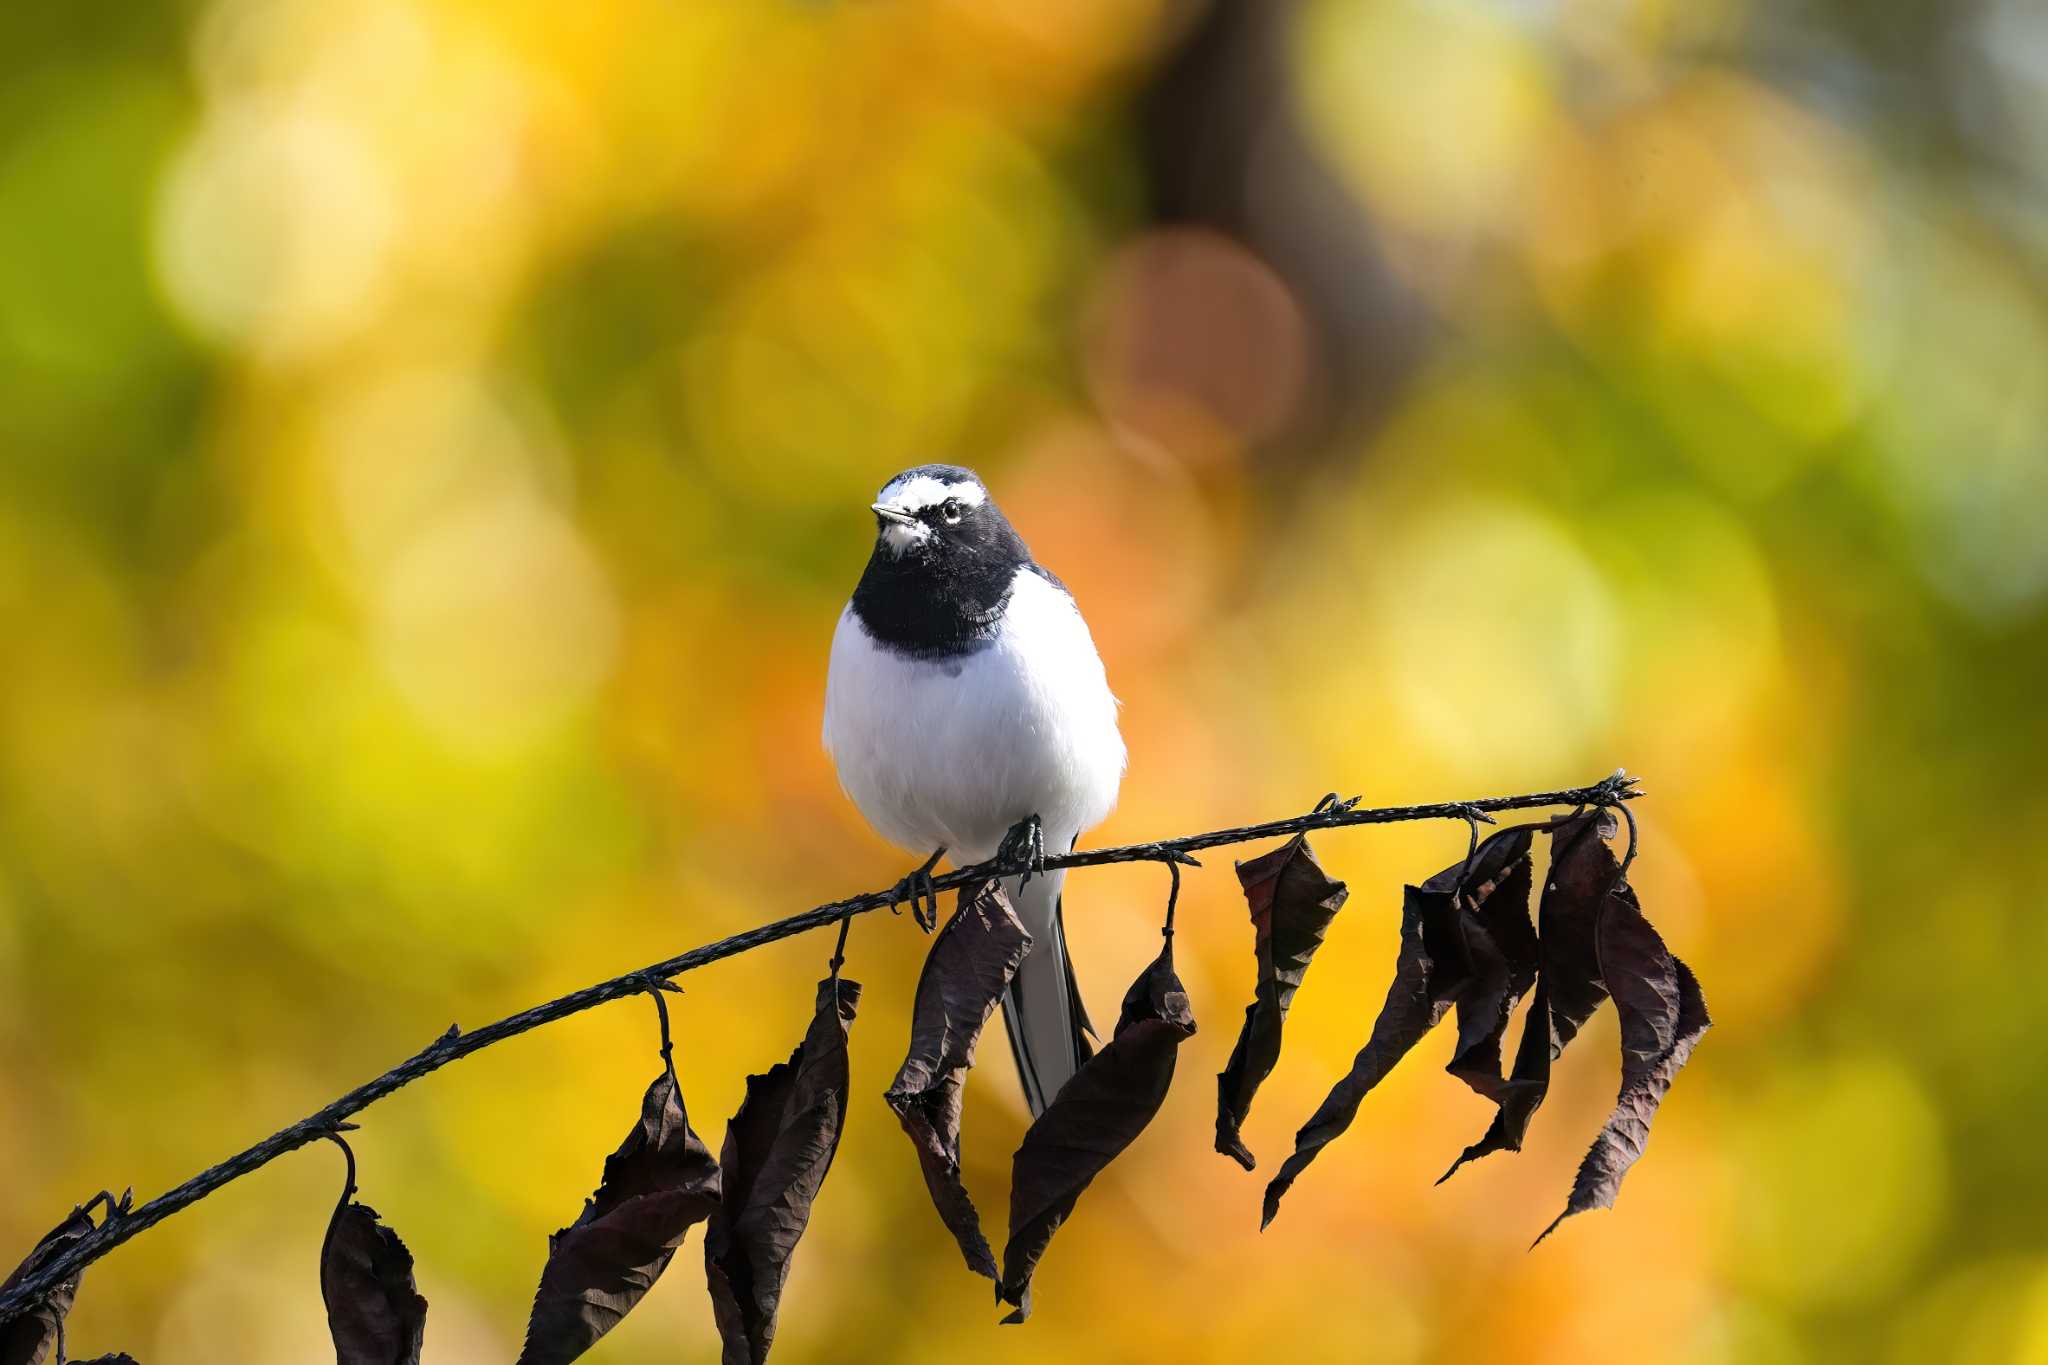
850, 544, 1023, 660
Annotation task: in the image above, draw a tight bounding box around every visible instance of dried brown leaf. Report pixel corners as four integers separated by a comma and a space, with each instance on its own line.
1260, 887, 1459, 1225
1440, 809, 1619, 1182
1215, 834, 1349, 1170
705, 976, 861, 1365
321, 1198, 427, 1365
997, 938, 1196, 1323
518, 1055, 722, 1364
1441, 828, 1538, 1102
1536, 810, 1622, 1045
885, 880, 1033, 1279
1534, 884, 1710, 1243
1260, 825, 1547, 1224
0, 1204, 93, 1365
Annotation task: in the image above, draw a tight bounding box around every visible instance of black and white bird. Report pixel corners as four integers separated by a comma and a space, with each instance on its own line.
824, 464, 1125, 1116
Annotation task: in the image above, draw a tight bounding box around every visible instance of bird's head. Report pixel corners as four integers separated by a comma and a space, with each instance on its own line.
868, 464, 1019, 566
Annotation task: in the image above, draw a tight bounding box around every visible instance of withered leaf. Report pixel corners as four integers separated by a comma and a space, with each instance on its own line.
518, 1055, 722, 1364
705, 976, 861, 1365
1260, 891, 1458, 1225
1535, 884, 1710, 1243
1538, 811, 1622, 1046
997, 938, 1196, 1323
0, 1204, 94, 1365
1439, 975, 1555, 1186
321, 1198, 427, 1365
1440, 809, 1620, 1183
885, 880, 1033, 1280
1260, 825, 1541, 1225
1215, 833, 1349, 1170
1442, 828, 1539, 1102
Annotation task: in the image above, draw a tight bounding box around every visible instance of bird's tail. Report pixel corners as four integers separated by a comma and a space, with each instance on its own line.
999, 866, 1094, 1117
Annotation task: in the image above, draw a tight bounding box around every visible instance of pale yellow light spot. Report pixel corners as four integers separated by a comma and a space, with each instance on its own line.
154, 104, 394, 359
1293, 0, 1554, 235
373, 491, 618, 754
1368, 496, 1620, 783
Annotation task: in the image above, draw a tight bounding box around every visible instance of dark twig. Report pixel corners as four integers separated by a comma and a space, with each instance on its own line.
1612, 798, 1641, 880
1451, 808, 1484, 895
828, 914, 853, 982
1160, 858, 1185, 939
645, 979, 678, 1076
0, 772, 1640, 1323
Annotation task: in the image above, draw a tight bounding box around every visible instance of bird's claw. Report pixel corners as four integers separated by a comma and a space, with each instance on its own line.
997, 814, 1047, 886
890, 847, 946, 932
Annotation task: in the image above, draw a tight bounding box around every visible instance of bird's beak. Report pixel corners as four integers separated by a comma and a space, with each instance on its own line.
871, 503, 916, 526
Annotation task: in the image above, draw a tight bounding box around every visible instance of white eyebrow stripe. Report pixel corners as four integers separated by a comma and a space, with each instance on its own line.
878, 474, 986, 514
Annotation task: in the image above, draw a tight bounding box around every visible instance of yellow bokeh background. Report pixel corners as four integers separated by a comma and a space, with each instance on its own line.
3, 0, 2044, 1361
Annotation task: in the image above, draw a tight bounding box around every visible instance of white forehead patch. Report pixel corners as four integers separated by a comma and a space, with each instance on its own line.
877, 473, 986, 515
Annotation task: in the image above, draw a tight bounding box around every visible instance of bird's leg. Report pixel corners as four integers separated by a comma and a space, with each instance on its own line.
889, 846, 947, 932
996, 813, 1047, 887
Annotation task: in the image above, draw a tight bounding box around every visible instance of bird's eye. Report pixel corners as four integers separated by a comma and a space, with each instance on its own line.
940, 499, 964, 524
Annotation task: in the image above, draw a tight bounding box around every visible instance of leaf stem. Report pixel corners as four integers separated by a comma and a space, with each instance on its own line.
828, 914, 853, 982
316, 1126, 359, 1326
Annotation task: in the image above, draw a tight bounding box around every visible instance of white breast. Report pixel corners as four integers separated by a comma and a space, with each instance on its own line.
823, 568, 1125, 862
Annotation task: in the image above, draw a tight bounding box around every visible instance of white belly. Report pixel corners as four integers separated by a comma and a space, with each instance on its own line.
823, 567, 1125, 862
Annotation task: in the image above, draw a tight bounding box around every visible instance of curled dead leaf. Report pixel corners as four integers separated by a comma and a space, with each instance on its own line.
1216, 833, 1348, 1170
1440, 828, 1538, 1102
517, 1051, 721, 1364
1440, 810, 1619, 1182
1261, 825, 1545, 1224
998, 938, 1196, 1323
706, 976, 861, 1365
320, 1198, 427, 1365
885, 881, 1032, 1279
1534, 884, 1710, 1243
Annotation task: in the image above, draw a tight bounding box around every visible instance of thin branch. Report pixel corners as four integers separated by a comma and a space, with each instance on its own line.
0, 770, 1639, 1322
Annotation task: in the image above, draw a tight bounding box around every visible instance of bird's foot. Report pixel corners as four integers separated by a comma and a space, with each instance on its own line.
889, 847, 947, 932
997, 814, 1047, 887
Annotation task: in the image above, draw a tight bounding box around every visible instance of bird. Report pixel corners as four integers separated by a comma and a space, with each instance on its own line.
823, 464, 1125, 1116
